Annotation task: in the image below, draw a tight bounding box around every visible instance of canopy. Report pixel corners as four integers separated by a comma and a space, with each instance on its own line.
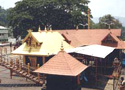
66, 45, 115, 58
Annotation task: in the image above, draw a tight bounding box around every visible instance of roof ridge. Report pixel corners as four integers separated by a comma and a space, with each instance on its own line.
62, 52, 75, 75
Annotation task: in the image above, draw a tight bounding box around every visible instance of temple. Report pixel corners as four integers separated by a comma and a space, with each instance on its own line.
11, 28, 125, 89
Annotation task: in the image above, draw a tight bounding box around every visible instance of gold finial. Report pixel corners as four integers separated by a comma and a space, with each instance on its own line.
38, 25, 41, 32
44, 26, 47, 32
27, 29, 32, 33
60, 42, 64, 51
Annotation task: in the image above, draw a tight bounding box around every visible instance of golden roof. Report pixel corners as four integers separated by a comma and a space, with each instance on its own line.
12, 31, 73, 56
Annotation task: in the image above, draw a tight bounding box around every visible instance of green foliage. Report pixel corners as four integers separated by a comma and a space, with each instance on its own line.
0, 6, 8, 26
99, 14, 122, 29
121, 26, 125, 40
7, 0, 91, 38
92, 14, 122, 29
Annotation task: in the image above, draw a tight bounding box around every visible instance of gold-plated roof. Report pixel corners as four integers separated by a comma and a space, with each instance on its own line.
12, 31, 73, 56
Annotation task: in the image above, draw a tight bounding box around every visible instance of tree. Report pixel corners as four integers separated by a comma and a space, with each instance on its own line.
0, 6, 8, 26
121, 26, 125, 40
7, 0, 91, 38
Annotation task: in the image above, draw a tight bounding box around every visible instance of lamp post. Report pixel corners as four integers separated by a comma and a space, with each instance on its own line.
87, 8, 90, 29
102, 22, 114, 30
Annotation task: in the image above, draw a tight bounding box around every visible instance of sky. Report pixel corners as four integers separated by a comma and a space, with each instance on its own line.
89, 0, 125, 17
0, 0, 125, 18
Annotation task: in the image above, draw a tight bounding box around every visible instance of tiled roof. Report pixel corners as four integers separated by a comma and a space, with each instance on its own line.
34, 51, 88, 76
58, 29, 125, 49
58, 29, 121, 37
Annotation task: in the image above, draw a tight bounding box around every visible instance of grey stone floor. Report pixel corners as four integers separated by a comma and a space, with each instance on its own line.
0, 46, 42, 90
0, 66, 42, 90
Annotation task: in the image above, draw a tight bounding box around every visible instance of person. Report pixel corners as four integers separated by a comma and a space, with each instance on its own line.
120, 77, 124, 85
113, 58, 120, 66
120, 77, 125, 90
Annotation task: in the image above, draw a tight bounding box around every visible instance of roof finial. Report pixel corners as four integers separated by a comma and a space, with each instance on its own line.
38, 25, 41, 32
44, 26, 47, 33
27, 29, 32, 33
76, 25, 78, 30
60, 42, 64, 51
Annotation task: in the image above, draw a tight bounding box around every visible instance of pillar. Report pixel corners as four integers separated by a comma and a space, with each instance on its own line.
23, 55, 25, 65
37, 64, 40, 81
87, 8, 90, 29
42, 56, 45, 83
27, 63, 30, 75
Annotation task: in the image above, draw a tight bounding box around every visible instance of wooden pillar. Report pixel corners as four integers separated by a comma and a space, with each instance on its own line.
42, 56, 45, 83
23, 55, 25, 65
42, 56, 45, 65
27, 63, 30, 75
77, 74, 80, 85
16, 58, 19, 69
37, 64, 40, 81
87, 8, 90, 29
10, 58, 13, 67
10, 58, 13, 79
19, 62, 22, 71
10, 69, 13, 79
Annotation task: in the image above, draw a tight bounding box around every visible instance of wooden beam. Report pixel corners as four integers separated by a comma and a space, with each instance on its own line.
23, 55, 25, 65
42, 56, 45, 83
27, 63, 30, 75
37, 64, 40, 81
42, 56, 45, 64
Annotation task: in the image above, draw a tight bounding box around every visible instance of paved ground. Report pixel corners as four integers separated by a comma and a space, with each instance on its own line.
0, 46, 42, 90
0, 66, 42, 90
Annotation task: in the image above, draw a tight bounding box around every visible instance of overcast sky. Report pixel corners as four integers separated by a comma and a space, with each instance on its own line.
0, 0, 124, 18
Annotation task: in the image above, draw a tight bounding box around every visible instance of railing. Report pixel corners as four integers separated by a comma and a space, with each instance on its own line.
0, 56, 44, 85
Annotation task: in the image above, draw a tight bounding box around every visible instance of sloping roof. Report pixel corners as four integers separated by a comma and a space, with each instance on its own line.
0, 26, 8, 30
58, 29, 125, 49
58, 29, 121, 37
34, 51, 88, 76
66, 45, 115, 58
12, 31, 73, 56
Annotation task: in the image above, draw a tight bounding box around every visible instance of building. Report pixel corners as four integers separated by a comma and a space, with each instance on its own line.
12, 28, 125, 68
0, 26, 8, 42
12, 29, 73, 68
34, 49, 88, 90
58, 29, 125, 49
12, 28, 125, 89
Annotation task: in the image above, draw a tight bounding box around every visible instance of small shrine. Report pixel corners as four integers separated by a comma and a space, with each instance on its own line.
34, 47, 88, 90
